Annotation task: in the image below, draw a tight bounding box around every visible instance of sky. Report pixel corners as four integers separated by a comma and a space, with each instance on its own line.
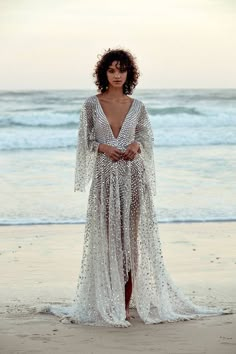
0, 0, 236, 89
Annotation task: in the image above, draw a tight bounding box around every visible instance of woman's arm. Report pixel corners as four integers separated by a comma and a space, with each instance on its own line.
74, 99, 99, 192
134, 103, 154, 154
134, 102, 157, 195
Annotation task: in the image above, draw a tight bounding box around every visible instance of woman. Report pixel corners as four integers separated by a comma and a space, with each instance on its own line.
37, 48, 231, 327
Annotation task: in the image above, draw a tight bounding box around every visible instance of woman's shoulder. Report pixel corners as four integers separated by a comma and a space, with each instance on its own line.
127, 96, 144, 107
135, 98, 145, 107
82, 95, 96, 105
79, 96, 97, 112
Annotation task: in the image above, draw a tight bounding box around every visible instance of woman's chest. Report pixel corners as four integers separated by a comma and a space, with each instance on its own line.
93, 106, 138, 143
99, 101, 132, 126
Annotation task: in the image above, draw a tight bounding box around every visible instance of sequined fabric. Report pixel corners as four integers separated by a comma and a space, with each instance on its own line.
35, 95, 230, 327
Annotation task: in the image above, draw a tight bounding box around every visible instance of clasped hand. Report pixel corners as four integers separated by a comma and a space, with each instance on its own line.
104, 142, 140, 162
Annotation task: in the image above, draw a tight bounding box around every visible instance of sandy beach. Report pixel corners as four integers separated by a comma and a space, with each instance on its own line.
0, 221, 235, 353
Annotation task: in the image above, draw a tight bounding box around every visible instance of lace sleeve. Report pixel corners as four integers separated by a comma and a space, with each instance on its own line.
74, 99, 100, 192
134, 102, 157, 196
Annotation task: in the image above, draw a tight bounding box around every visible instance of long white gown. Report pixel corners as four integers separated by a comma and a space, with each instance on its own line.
35, 95, 231, 327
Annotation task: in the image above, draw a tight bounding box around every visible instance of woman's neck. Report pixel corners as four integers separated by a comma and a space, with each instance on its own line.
103, 86, 125, 99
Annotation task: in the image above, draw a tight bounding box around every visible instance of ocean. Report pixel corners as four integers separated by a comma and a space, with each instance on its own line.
0, 89, 235, 225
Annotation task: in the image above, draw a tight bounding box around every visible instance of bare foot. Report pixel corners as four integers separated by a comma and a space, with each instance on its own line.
126, 308, 130, 320
126, 308, 135, 320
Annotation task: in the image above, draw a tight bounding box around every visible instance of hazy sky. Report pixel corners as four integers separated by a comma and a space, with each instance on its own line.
0, 0, 235, 89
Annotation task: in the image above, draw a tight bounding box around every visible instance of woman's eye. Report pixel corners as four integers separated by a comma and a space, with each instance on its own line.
108, 69, 126, 73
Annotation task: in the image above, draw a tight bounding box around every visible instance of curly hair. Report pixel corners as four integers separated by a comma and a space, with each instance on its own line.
92, 47, 140, 95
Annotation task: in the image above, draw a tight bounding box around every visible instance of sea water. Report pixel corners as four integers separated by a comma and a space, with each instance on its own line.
0, 89, 235, 225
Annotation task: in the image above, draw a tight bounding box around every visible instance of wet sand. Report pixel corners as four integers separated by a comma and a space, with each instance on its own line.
0, 222, 235, 353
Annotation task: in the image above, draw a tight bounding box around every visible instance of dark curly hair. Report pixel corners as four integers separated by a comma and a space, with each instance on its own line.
92, 47, 140, 95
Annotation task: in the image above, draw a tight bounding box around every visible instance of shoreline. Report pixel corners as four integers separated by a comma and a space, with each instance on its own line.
1, 218, 236, 226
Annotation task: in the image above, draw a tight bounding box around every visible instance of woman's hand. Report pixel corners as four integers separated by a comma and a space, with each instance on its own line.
122, 142, 140, 161
99, 143, 123, 162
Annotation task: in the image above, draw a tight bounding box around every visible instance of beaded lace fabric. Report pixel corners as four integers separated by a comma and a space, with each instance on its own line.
35, 95, 230, 327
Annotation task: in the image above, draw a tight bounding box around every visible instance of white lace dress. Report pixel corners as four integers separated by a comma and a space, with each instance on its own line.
35, 95, 231, 327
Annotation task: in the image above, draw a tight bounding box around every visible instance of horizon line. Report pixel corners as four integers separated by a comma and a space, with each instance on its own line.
0, 87, 236, 91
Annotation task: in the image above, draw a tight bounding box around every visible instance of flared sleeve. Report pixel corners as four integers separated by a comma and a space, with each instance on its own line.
134, 102, 157, 196
74, 98, 100, 192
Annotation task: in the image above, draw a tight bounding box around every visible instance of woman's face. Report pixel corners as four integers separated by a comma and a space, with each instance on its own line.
106, 61, 127, 89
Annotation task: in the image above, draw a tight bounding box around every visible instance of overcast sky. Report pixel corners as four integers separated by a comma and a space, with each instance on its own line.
0, 0, 235, 89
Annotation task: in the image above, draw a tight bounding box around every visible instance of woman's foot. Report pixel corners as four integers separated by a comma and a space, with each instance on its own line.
126, 307, 135, 320
126, 307, 130, 320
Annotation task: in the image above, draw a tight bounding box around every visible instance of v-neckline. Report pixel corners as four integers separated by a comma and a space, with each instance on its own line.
95, 95, 135, 140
